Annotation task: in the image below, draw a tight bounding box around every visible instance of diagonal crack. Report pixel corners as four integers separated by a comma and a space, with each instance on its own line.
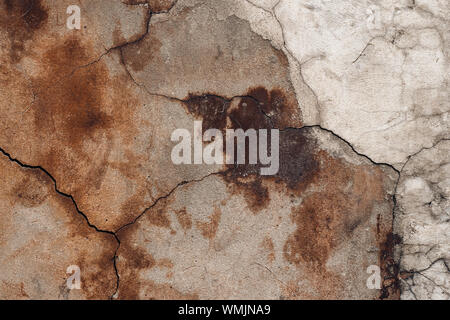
0, 145, 121, 299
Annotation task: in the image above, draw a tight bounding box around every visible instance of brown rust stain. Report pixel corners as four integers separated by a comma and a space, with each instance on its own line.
183, 87, 295, 132
175, 208, 192, 230
185, 95, 230, 132
1, 0, 48, 63
245, 87, 300, 129
282, 151, 386, 297
18, 30, 147, 230
196, 207, 221, 240
181, 87, 314, 213
222, 128, 319, 213
377, 209, 402, 300
378, 233, 401, 300
75, 246, 118, 300
284, 152, 385, 268
148, 0, 176, 12
34, 37, 113, 154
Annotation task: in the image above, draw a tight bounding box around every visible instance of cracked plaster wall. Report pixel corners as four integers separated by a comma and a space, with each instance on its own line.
0, 0, 448, 300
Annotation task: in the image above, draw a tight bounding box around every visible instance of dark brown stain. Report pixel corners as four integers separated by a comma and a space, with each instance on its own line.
1, 0, 48, 62
182, 87, 315, 213
378, 231, 402, 300
185, 95, 230, 132
221, 129, 319, 213
375, 199, 401, 300
246, 87, 300, 129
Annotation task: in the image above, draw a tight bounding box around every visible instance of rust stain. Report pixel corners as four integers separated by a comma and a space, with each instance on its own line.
283, 151, 386, 297
16, 30, 147, 230
74, 247, 118, 300
377, 210, 402, 300
181, 87, 312, 213
175, 208, 192, 230
34, 37, 112, 153
185, 95, 230, 132
284, 152, 385, 267
196, 207, 221, 240
1, 0, 48, 63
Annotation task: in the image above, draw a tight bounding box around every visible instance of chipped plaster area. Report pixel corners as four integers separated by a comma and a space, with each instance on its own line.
0, 0, 448, 300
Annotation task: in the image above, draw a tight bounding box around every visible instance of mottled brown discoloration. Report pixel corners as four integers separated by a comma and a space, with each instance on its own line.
0, 0, 403, 300
34, 37, 112, 153
283, 151, 387, 297
0, 155, 117, 299
196, 207, 221, 240
175, 208, 192, 230
11, 171, 49, 208
223, 175, 270, 213
1, 0, 48, 62
16, 31, 149, 230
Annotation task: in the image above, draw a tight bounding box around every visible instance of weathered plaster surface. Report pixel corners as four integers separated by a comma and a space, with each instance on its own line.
0, 0, 447, 299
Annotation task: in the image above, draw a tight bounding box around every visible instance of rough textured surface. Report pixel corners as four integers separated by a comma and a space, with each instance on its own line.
116, 127, 397, 300
396, 140, 450, 299
0, 153, 117, 299
0, 0, 448, 300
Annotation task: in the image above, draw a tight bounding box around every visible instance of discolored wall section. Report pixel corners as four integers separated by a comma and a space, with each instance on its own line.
1, 0, 446, 300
